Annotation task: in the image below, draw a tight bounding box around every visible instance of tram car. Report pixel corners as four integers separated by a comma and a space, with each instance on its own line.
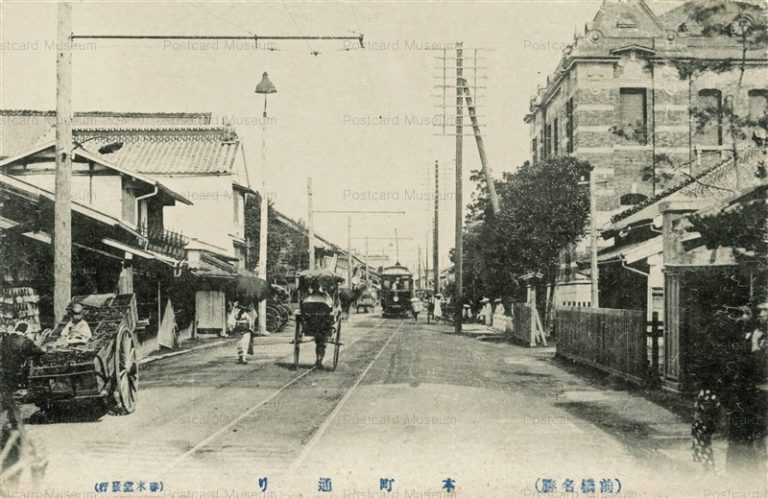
380, 263, 414, 317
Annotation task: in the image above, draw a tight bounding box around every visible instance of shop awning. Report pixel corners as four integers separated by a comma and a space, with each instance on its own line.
0, 226, 123, 262
597, 236, 662, 265
0, 215, 19, 230
102, 238, 181, 267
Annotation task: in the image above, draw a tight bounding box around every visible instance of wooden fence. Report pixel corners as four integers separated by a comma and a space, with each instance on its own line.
501, 303, 546, 347
555, 306, 647, 384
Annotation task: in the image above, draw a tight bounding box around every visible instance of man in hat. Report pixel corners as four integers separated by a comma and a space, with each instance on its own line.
56, 303, 92, 346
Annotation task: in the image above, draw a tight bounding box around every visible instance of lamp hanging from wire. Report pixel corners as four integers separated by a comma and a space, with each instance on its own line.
255, 71, 277, 117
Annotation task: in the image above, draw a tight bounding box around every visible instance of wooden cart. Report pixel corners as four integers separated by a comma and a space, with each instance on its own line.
24, 293, 139, 415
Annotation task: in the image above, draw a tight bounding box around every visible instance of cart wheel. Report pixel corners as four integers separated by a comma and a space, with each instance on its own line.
112, 327, 138, 415
293, 320, 301, 370
332, 318, 342, 371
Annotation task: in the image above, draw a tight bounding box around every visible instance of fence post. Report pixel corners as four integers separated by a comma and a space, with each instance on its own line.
649, 311, 661, 388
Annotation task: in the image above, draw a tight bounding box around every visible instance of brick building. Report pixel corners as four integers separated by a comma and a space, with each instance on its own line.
525, 0, 768, 307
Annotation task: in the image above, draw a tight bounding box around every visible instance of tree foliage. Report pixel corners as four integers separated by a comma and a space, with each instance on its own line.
457, 157, 591, 304
687, 190, 768, 266
244, 193, 308, 283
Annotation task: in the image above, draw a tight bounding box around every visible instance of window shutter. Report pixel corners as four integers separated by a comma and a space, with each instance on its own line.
697, 90, 722, 145
619, 88, 647, 144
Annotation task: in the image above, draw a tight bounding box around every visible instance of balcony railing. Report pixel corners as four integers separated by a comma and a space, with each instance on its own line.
138, 223, 189, 260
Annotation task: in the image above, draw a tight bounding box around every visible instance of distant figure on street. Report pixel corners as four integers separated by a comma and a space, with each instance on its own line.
479, 297, 492, 325
236, 303, 261, 364
56, 303, 92, 346
410, 296, 423, 322
433, 295, 443, 321
427, 298, 435, 324
226, 301, 238, 336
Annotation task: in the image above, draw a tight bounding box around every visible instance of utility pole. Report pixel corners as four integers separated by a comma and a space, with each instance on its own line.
590, 174, 599, 308
307, 177, 314, 270
425, 230, 430, 291
417, 245, 422, 289
454, 42, 464, 334
461, 78, 499, 214
365, 236, 369, 284
347, 216, 352, 288
54, 2, 73, 323
394, 228, 400, 263
433, 160, 440, 296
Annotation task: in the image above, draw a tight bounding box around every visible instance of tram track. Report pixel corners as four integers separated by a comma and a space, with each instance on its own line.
286, 318, 404, 475
159, 316, 403, 479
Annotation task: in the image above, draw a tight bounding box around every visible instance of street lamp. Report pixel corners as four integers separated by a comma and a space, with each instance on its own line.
255, 72, 277, 118
255, 71, 277, 336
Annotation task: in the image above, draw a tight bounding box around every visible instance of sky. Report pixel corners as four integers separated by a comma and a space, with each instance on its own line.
0, 0, 683, 272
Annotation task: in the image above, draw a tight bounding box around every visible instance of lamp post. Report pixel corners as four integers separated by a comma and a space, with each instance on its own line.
255, 72, 277, 336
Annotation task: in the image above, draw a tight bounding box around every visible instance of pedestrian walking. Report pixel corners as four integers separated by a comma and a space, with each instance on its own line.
427, 297, 435, 324
433, 294, 443, 322
410, 296, 423, 322
236, 303, 258, 364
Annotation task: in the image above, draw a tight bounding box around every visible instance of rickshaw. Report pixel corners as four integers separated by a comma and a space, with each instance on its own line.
356, 287, 377, 313
293, 270, 344, 370
23, 293, 139, 415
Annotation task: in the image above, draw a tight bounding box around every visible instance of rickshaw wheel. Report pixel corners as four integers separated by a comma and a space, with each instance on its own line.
112, 327, 138, 415
332, 318, 342, 371
293, 320, 301, 370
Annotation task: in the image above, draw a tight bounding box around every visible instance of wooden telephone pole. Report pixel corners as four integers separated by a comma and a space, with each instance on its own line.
307, 177, 315, 270
433, 160, 439, 296
54, 2, 73, 323
454, 41, 463, 334
347, 216, 352, 287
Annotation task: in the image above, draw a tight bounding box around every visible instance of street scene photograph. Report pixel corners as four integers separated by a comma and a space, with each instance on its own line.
0, 1, 766, 497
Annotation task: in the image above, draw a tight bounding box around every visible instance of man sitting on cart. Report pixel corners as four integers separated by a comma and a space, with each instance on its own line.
56, 303, 92, 347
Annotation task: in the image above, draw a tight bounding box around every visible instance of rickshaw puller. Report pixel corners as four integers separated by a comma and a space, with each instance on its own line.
315, 331, 329, 369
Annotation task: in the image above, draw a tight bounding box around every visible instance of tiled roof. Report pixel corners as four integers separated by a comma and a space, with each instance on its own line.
604, 148, 767, 234
72, 127, 240, 175
0, 141, 192, 205
0, 110, 212, 159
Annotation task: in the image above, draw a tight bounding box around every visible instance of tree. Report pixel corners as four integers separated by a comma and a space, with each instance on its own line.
661, 1, 766, 189
459, 157, 591, 324
244, 193, 308, 283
